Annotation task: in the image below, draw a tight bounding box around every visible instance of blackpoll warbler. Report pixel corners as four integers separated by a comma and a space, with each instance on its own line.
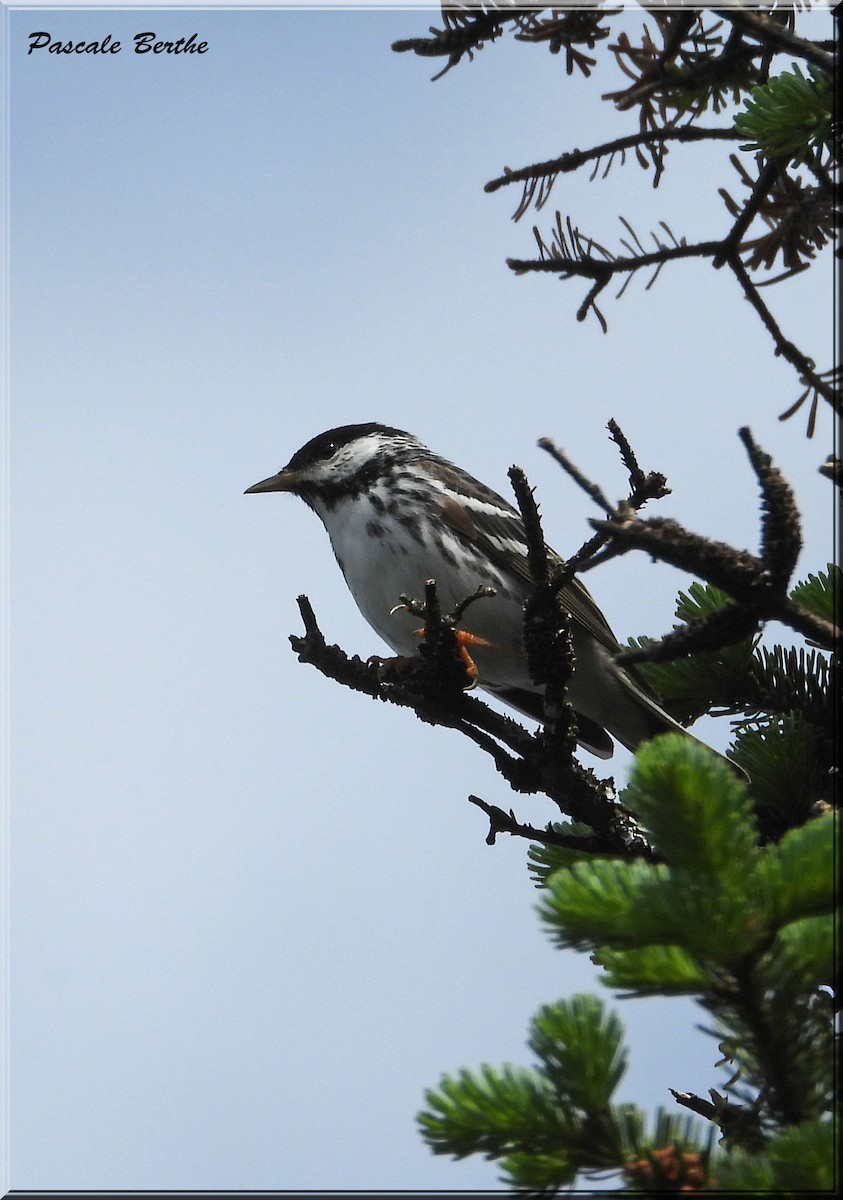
247, 422, 704, 759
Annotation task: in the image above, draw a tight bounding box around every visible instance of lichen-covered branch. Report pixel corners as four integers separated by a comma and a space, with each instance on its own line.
290, 592, 651, 858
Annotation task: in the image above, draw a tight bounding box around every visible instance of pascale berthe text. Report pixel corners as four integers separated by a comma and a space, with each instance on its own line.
28, 32, 209, 56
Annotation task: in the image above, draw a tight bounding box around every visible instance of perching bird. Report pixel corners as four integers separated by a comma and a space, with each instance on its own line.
246, 422, 702, 759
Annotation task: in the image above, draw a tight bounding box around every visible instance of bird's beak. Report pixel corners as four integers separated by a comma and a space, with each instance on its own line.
244, 468, 301, 495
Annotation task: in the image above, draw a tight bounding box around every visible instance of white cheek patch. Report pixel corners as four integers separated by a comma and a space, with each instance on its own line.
323, 441, 374, 480
326, 434, 409, 481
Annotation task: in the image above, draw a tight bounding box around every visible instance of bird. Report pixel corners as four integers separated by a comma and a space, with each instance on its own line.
245, 421, 706, 760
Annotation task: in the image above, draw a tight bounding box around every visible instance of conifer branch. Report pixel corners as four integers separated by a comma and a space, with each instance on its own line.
395, 6, 838, 422
713, 7, 835, 74
290, 592, 650, 858
725, 254, 840, 415
485, 127, 745, 209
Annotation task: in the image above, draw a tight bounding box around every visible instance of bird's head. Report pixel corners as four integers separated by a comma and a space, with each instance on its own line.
245, 422, 426, 510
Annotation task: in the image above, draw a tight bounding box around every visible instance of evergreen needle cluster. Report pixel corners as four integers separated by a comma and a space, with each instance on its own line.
734, 64, 836, 165
420, 737, 835, 1192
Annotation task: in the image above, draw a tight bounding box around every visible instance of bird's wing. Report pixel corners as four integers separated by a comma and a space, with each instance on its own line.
426, 459, 622, 655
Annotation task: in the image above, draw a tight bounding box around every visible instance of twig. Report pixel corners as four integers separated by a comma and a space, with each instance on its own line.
672, 1083, 768, 1152
510, 227, 839, 414
508, 466, 550, 586
607, 417, 671, 506
537, 426, 670, 594
713, 7, 835, 74
712, 160, 780, 268
726, 255, 842, 416
508, 237, 723, 279
391, 9, 505, 80
538, 437, 617, 514
485, 126, 745, 201
467, 794, 622, 855
738, 426, 802, 592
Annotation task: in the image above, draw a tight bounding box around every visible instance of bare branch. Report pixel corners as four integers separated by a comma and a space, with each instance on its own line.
393, 6, 837, 418
725, 254, 842, 417
391, 7, 505, 80
467, 794, 628, 856
485, 126, 745, 213
290, 590, 651, 857
713, 7, 835, 74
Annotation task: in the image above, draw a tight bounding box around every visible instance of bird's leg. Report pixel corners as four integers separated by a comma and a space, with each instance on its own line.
379, 581, 500, 684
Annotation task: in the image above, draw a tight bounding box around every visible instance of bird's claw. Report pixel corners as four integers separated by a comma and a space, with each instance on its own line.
382, 580, 502, 688
391, 583, 497, 627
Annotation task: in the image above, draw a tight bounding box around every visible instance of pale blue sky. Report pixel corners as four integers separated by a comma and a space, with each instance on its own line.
6, 0, 836, 1191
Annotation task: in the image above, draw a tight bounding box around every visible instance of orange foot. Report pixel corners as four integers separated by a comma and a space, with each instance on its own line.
449, 628, 500, 682
369, 628, 501, 687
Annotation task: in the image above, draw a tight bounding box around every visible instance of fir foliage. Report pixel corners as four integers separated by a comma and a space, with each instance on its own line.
790, 563, 840, 625
419, 993, 717, 1191
625, 581, 758, 724
709, 1119, 835, 1191
418, 737, 835, 1189
734, 63, 836, 165
526, 821, 612, 884
625, 569, 836, 843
